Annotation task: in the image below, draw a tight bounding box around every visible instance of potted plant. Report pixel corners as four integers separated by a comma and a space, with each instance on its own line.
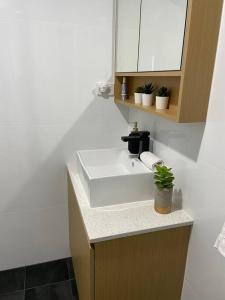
134, 86, 145, 105
153, 165, 175, 214
142, 83, 155, 107
155, 86, 170, 110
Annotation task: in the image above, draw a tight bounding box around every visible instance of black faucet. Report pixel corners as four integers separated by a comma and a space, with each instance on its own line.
121, 129, 150, 157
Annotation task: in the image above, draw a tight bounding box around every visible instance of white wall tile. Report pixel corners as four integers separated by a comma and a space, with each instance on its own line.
0, 205, 70, 270
0, 211, 26, 270
0, 0, 128, 270
23, 205, 70, 266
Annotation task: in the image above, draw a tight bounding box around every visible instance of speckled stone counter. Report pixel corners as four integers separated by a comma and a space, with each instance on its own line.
67, 165, 193, 243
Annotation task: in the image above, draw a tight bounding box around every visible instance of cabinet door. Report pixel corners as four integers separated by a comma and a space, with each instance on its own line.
94, 227, 191, 300
116, 0, 141, 72
138, 0, 188, 71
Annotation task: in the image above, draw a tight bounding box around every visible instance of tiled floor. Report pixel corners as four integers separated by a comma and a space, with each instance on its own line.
0, 258, 78, 300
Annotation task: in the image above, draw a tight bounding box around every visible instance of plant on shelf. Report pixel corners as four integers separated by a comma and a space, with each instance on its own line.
135, 86, 145, 93
144, 83, 155, 94
157, 86, 170, 97
156, 86, 170, 110
153, 165, 175, 214
134, 86, 145, 105
142, 83, 156, 107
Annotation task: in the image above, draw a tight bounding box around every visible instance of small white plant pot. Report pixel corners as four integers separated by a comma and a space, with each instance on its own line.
155, 96, 169, 110
142, 94, 153, 107
134, 93, 142, 105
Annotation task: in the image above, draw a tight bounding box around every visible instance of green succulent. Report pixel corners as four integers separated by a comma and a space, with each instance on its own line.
157, 86, 170, 97
144, 83, 156, 94
154, 165, 174, 190
135, 86, 145, 93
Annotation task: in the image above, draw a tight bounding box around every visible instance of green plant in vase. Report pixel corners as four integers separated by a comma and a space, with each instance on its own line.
154, 165, 175, 214
134, 86, 145, 105
156, 86, 170, 110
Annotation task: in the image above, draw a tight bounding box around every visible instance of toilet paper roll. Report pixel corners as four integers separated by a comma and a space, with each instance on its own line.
140, 152, 164, 171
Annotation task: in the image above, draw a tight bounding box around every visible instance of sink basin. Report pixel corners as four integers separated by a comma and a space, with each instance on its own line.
77, 148, 153, 207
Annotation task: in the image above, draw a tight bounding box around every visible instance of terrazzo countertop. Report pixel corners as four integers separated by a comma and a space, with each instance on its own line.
67, 165, 193, 243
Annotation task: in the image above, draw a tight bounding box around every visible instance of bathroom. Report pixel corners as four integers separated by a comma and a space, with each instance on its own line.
0, 0, 225, 299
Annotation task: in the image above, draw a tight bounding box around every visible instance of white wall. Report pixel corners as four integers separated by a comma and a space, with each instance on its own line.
0, 0, 128, 271
129, 3, 225, 299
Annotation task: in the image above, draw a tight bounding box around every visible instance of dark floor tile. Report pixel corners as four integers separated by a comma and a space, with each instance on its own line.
26, 259, 69, 289
0, 291, 24, 300
0, 267, 25, 295
25, 280, 77, 300
66, 258, 75, 279
70, 280, 78, 299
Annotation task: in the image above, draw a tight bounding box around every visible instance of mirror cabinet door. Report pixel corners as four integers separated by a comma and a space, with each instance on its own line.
138, 0, 188, 72
116, 0, 141, 72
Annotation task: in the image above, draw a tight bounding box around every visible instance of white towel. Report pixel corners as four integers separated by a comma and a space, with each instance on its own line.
140, 152, 164, 171
214, 223, 225, 258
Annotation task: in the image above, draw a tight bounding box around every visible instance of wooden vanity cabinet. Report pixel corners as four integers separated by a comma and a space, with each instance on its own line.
68, 174, 191, 300
68, 174, 94, 300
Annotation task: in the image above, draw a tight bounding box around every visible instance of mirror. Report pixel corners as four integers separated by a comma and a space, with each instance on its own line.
116, 0, 188, 72
116, 0, 141, 72
138, 0, 188, 71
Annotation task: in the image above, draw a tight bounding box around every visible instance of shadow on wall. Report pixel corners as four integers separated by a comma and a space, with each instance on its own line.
127, 108, 206, 162
5, 96, 129, 213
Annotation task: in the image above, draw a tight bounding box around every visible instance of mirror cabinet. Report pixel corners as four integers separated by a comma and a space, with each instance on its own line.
114, 0, 223, 122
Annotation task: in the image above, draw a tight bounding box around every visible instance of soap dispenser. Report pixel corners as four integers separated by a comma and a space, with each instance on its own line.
121, 122, 150, 155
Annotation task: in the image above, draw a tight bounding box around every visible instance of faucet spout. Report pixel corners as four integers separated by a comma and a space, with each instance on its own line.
121, 136, 141, 142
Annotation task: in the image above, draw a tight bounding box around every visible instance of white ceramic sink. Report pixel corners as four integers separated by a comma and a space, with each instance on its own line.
77, 148, 153, 208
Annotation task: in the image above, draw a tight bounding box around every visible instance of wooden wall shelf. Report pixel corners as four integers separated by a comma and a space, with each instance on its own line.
116, 71, 182, 77
115, 74, 181, 122
114, 0, 223, 123
115, 98, 178, 122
